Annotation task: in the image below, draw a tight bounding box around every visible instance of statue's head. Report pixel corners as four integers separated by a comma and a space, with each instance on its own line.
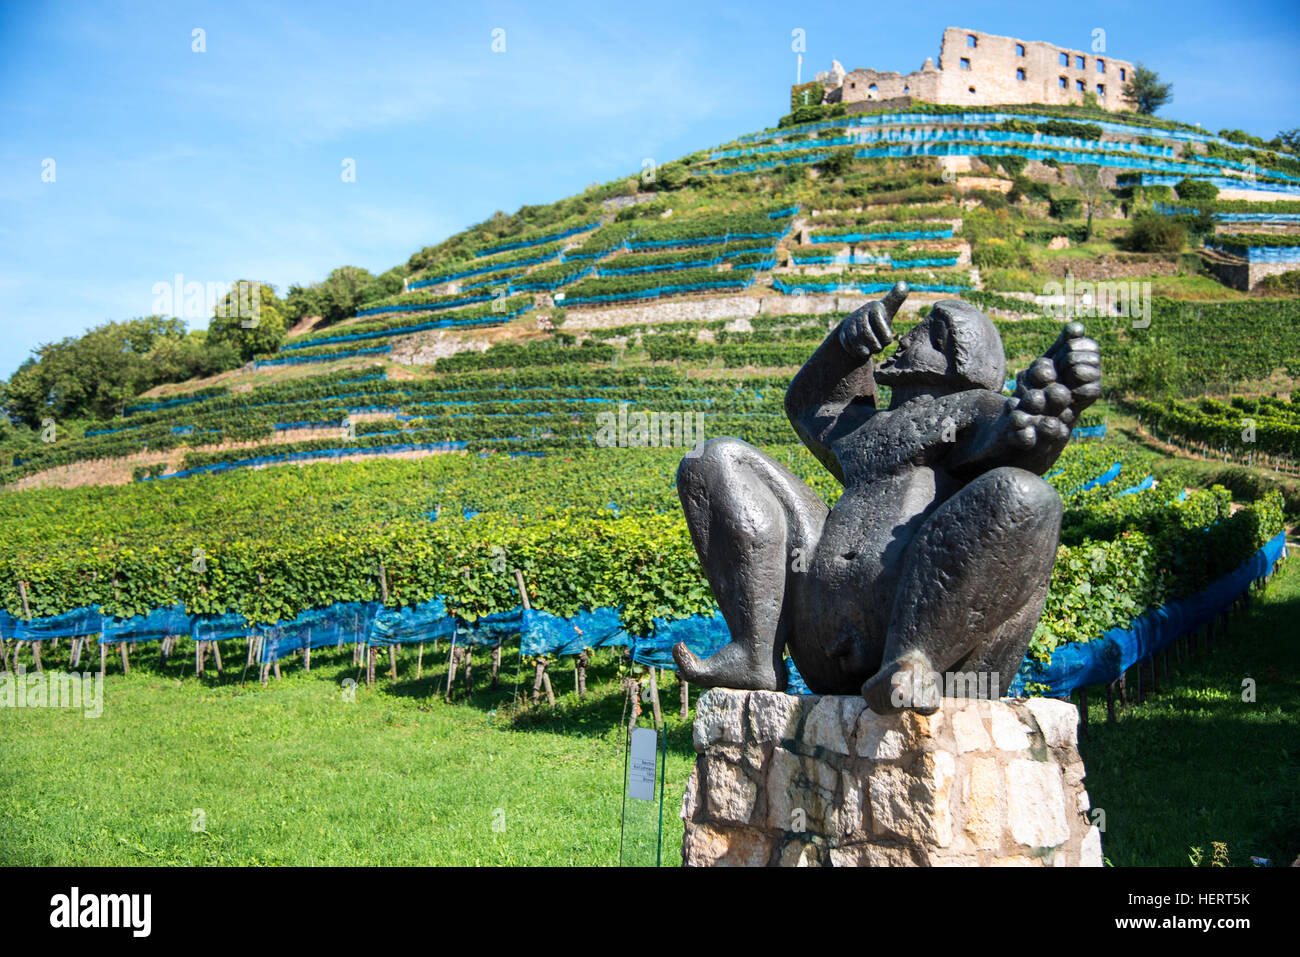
874, 299, 1006, 394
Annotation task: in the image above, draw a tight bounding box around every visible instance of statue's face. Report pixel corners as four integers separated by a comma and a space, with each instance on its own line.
874, 313, 956, 389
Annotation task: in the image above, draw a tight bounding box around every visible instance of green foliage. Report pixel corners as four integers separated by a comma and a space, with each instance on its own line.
206, 282, 287, 363
1121, 213, 1186, 253
790, 82, 824, 112
1175, 177, 1219, 202
1255, 269, 1300, 296
2, 317, 234, 427
316, 266, 376, 326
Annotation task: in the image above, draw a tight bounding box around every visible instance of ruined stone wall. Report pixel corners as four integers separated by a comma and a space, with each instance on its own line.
818, 26, 1135, 114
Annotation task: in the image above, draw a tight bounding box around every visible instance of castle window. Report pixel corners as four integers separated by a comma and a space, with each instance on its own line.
1096, 58, 1106, 73
1016, 43, 1026, 56
968, 86, 976, 94
1058, 76, 1067, 89
1076, 79, 1085, 92
903, 85, 910, 94
1097, 84, 1105, 96
1120, 67, 1127, 81
1059, 52, 1068, 66
960, 57, 971, 70
868, 83, 878, 100
966, 34, 977, 48
1075, 55, 1085, 70
1016, 68, 1026, 81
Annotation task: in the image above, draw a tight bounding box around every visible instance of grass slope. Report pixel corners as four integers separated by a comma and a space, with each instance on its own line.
1079, 555, 1300, 867
0, 647, 693, 866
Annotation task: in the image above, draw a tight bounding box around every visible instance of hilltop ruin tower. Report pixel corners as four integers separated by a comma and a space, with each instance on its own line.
802, 27, 1136, 113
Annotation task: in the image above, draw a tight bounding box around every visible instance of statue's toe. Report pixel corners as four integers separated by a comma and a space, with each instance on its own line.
863, 652, 940, 715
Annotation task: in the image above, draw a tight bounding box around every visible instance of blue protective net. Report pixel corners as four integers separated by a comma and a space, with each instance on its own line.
367, 599, 458, 646
260, 602, 381, 663
521, 607, 628, 657
12, 605, 102, 641
191, 611, 256, 642
1010, 531, 1287, 696
101, 603, 193, 645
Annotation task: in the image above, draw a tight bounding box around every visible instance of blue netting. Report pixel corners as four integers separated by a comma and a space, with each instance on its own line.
260, 602, 381, 662
101, 603, 193, 645
12, 605, 102, 641
521, 607, 629, 656
282, 314, 510, 351
1072, 462, 1121, 494
143, 441, 470, 482
810, 228, 953, 242
633, 609, 731, 669
1118, 475, 1156, 496
558, 274, 758, 306
191, 611, 257, 642
367, 599, 458, 646
459, 609, 524, 646
1072, 424, 1108, 439
1153, 203, 1300, 224
256, 345, 390, 369
474, 221, 599, 258
354, 294, 491, 319
1206, 242, 1300, 263
774, 277, 967, 295
1010, 531, 1287, 696
409, 249, 563, 289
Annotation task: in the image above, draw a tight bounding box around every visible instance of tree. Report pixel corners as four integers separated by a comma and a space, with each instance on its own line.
316, 266, 374, 326
1073, 165, 1106, 241
1273, 128, 1300, 154
206, 281, 286, 363
2, 316, 195, 425
283, 282, 325, 324
1122, 64, 1173, 115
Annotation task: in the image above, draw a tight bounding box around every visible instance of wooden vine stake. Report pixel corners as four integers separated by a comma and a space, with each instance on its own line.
18, 581, 41, 674
516, 568, 553, 707
648, 666, 663, 729
679, 676, 689, 720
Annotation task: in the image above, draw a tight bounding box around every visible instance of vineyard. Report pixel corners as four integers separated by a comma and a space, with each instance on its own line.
3, 94, 1298, 868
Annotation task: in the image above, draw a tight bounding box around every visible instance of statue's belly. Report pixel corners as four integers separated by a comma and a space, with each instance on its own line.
788, 467, 951, 692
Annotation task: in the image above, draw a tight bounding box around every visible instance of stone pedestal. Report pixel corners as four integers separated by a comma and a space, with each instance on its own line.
681, 690, 1102, 867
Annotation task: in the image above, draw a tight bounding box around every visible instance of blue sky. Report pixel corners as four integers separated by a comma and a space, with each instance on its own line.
1, 0, 1297, 378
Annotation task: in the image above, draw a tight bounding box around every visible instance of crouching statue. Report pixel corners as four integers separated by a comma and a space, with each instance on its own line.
673, 281, 1101, 713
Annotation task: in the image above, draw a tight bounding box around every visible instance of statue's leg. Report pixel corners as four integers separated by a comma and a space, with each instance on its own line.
862, 466, 1062, 714
673, 437, 828, 691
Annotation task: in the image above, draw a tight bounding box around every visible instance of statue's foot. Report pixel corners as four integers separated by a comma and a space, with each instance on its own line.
862, 651, 941, 715
673, 641, 786, 692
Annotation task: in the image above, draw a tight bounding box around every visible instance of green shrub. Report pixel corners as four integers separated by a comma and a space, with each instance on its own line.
1255, 270, 1300, 296
1122, 213, 1187, 253
1175, 177, 1220, 202
1049, 197, 1082, 219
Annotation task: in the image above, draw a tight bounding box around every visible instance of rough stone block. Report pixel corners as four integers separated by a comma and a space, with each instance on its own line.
682, 691, 1100, 867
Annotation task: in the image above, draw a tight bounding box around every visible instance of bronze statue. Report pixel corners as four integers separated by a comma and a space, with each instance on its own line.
673, 281, 1100, 713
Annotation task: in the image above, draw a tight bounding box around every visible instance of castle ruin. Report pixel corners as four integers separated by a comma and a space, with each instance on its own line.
806, 27, 1136, 113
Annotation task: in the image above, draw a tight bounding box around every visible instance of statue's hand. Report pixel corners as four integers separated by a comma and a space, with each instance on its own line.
838, 281, 908, 360
1007, 322, 1101, 450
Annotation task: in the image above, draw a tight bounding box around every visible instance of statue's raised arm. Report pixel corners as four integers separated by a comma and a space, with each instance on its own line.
784, 282, 909, 484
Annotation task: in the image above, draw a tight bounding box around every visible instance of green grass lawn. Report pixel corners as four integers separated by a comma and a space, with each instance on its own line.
0, 645, 694, 865
1079, 554, 1300, 867
3, 558, 1294, 867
